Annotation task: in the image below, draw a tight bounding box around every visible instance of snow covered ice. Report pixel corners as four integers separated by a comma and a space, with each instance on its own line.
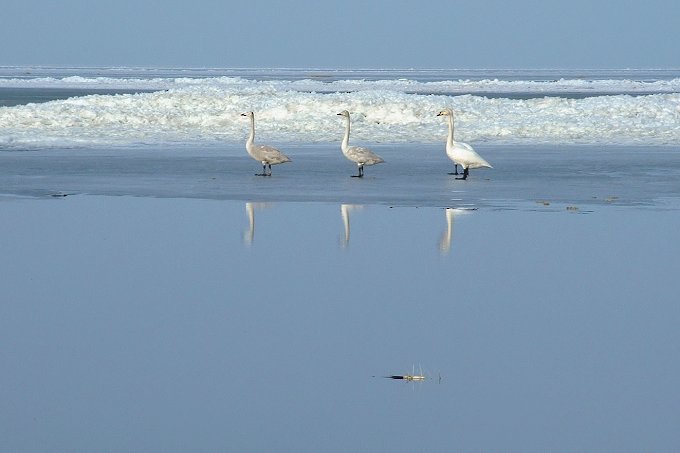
1, 68, 679, 149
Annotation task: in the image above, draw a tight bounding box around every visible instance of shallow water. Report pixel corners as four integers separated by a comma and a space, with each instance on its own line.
1, 194, 680, 452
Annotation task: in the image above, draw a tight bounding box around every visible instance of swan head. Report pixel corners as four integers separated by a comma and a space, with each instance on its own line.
337, 110, 350, 118
437, 108, 454, 117
240, 111, 254, 118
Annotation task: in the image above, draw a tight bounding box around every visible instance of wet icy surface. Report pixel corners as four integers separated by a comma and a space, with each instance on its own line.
1, 144, 679, 209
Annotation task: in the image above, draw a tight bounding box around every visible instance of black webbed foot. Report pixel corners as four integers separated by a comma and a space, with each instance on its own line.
455, 168, 469, 180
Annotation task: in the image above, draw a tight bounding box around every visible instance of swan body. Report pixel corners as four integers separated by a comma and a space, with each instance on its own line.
437, 108, 491, 180
336, 110, 384, 177
241, 111, 291, 176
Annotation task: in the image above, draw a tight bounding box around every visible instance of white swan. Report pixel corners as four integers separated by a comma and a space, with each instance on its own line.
336, 110, 384, 177
437, 108, 491, 180
240, 111, 291, 176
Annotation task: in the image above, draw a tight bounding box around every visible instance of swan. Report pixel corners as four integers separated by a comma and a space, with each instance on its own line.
336, 110, 384, 177
437, 108, 491, 180
240, 111, 291, 176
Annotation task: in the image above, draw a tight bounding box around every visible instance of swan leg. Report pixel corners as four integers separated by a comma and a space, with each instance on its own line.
256, 163, 268, 176
267, 164, 272, 176
447, 164, 459, 175
456, 167, 469, 180
352, 165, 364, 178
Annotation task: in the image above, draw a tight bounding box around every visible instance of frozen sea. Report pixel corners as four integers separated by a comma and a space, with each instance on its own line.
2, 67, 680, 148
1, 68, 680, 452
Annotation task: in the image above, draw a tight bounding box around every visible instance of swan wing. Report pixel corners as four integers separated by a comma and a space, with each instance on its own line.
448, 142, 492, 169
254, 144, 291, 164
346, 146, 384, 165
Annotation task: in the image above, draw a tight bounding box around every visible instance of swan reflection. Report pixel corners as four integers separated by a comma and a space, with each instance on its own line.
242, 202, 474, 252
244, 202, 272, 245
340, 204, 364, 247
439, 207, 475, 254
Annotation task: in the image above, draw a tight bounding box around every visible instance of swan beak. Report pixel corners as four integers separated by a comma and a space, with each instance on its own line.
336, 113, 343, 116
240, 113, 247, 116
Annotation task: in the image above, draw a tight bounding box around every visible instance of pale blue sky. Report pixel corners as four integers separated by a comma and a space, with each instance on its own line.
2, 0, 679, 68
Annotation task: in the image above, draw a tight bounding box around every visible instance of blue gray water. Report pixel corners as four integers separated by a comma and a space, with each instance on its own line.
1, 195, 679, 452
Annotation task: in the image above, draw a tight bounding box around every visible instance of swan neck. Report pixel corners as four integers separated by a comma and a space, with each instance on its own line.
447, 114, 455, 145
247, 115, 255, 145
341, 116, 350, 151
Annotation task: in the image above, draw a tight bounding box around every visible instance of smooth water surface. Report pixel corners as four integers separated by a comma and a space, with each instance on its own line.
1, 196, 679, 452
